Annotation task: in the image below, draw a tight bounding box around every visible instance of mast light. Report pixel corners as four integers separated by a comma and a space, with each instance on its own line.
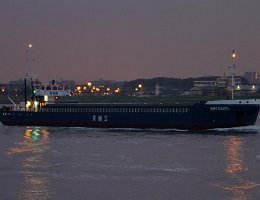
232, 50, 236, 59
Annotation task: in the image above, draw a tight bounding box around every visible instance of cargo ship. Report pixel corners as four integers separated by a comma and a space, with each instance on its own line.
0, 76, 259, 130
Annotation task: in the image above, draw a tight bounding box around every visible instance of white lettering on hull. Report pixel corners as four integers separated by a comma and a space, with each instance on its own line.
92, 115, 108, 122
210, 107, 230, 111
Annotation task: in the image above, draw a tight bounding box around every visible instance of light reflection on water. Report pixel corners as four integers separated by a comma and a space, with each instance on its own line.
222, 136, 259, 200
1, 120, 260, 200
7, 127, 52, 200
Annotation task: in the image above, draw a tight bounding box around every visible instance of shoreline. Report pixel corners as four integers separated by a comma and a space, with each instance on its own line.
1, 94, 259, 105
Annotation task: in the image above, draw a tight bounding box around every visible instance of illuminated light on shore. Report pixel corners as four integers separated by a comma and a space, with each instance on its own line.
115, 88, 120, 93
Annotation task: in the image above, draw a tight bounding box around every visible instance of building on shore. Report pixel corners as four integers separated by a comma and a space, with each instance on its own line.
186, 76, 260, 96
244, 72, 260, 84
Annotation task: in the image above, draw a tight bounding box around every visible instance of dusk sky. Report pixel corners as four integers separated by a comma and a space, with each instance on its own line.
1, 0, 260, 83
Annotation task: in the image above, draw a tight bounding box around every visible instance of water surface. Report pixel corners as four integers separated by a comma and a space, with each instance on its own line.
1, 118, 260, 200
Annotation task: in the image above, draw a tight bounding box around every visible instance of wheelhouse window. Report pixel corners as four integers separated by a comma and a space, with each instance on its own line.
52, 86, 57, 90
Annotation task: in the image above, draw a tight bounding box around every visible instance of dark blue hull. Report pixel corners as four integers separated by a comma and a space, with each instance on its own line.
1, 103, 259, 130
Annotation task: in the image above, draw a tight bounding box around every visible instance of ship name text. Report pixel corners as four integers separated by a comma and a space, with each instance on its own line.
210, 106, 230, 111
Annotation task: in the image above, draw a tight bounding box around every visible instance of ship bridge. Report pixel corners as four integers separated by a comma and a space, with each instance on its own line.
34, 84, 71, 97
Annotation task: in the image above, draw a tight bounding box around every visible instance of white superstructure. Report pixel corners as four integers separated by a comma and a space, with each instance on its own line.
34, 84, 71, 97
206, 99, 260, 105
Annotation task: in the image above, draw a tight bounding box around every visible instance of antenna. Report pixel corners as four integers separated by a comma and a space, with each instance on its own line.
26, 43, 36, 78
25, 43, 38, 80
25, 43, 38, 106
228, 50, 236, 99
